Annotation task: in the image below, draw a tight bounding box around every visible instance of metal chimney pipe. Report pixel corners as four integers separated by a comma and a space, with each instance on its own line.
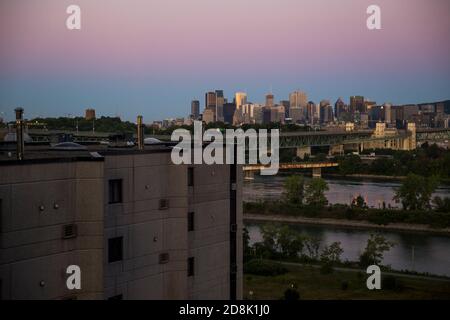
15, 107, 25, 160
137, 115, 144, 150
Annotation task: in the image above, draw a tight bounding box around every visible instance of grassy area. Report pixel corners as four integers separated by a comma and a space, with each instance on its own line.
244, 264, 450, 300
244, 201, 450, 228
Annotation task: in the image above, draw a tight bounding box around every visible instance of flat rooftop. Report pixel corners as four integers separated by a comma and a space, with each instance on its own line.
0, 142, 174, 166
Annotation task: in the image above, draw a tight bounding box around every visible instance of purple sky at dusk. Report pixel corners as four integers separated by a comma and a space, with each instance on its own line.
1, 0, 449, 122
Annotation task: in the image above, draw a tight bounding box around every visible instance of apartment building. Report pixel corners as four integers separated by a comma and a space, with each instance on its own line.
0, 144, 243, 300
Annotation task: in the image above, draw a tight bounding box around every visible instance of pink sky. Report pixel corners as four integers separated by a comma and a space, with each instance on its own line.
1, 0, 449, 120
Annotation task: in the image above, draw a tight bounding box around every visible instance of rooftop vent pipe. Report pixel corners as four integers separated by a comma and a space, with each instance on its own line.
15, 107, 25, 160
137, 115, 144, 150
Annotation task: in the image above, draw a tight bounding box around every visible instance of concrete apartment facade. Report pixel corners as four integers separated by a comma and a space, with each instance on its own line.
0, 146, 243, 300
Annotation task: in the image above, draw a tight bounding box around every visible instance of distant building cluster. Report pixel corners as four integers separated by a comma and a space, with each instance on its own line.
144, 90, 450, 131
179, 90, 450, 130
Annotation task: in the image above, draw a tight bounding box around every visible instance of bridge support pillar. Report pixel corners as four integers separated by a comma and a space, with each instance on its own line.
312, 167, 322, 179
296, 146, 311, 160
329, 144, 344, 156
244, 170, 255, 181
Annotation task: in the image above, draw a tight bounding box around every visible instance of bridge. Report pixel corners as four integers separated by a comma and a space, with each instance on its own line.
6, 125, 450, 152
243, 162, 339, 180
416, 127, 450, 142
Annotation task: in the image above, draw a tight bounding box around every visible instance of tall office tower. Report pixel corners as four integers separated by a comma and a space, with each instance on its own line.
350, 96, 365, 113
223, 103, 237, 124
85, 108, 96, 120
235, 92, 247, 112
319, 100, 333, 124
260, 107, 271, 124
202, 108, 215, 124
265, 94, 274, 108
252, 105, 264, 124
279, 100, 290, 118
306, 101, 316, 124
334, 98, 346, 120
289, 91, 308, 109
270, 106, 285, 124
436, 102, 445, 115
240, 103, 254, 124
289, 107, 303, 124
365, 99, 377, 111
191, 100, 200, 120
383, 103, 392, 124
205, 92, 217, 109
215, 90, 225, 122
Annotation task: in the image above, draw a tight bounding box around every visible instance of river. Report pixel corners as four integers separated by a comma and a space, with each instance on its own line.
246, 223, 450, 277
244, 175, 450, 277
244, 175, 450, 208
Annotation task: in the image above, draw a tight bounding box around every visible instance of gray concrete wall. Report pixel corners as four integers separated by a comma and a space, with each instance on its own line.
0, 161, 104, 300
103, 153, 189, 300
104, 153, 243, 300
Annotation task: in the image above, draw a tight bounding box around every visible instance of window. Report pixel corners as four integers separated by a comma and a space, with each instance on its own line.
108, 294, 123, 300
159, 253, 170, 264
62, 224, 77, 239
159, 199, 169, 210
108, 237, 123, 263
108, 179, 123, 204
188, 167, 194, 186
188, 257, 195, 277
188, 212, 195, 232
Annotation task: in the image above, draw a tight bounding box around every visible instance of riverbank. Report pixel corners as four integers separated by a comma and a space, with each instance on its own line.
244, 213, 450, 236
323, 173, 406, 181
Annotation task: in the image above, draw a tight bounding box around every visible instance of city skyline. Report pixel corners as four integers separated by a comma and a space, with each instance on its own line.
1, 0, 450, 122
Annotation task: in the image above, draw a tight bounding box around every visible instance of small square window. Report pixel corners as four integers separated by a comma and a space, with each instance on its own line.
159, 253, 170, 264
109, 179, 123, 204
188, 168, 194, 187
62, 224, 77, 239
108, 237, 123, 263
188, 212, 195, 232
159, 199, 169, 210
188, 257, 195, 277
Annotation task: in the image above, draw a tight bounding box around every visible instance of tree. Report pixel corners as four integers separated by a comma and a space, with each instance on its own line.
359, 234, 394, 267
283, 287, 300, 300
260, 224, 279, 255
276, 226, 305, 259
352, 195, 368, 209
432, 196, 450, 213
243, 227, 252, 261
320, 242, 344, 265
304, 178, 329, 207
338, 154, 362, 175
304, 236, 321, 260
393, 174, 439, 210
283, 175, 304, 205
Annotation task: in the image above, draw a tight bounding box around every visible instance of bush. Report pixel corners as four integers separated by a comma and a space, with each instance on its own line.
244, 259, 288, 276
341, 281, 349, 291
283, 288, 300, 300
